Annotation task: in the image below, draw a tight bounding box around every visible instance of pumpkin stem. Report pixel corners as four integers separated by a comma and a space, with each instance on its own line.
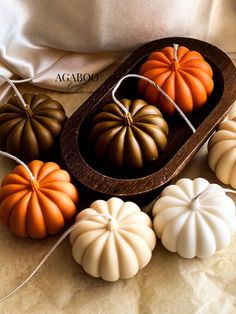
30, 177, 39, 191
24, 104, 33, 118
124, 112, 133, 126
107, 218, 118, 231
190, 198, 200, 212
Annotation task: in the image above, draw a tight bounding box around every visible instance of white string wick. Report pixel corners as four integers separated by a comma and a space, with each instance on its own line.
0, 150, 35, 181
193, 186, 236, 202
112, 74, 196, 133
223, 188, 236, 195
0, 213, 116, 302
0, 74, 28, 109
173, 44, 179, 62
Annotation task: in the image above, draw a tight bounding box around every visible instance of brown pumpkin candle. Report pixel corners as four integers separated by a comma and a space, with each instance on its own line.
138, 44, 214, 115
90, 98, 169, 170
0, 93, 67, 162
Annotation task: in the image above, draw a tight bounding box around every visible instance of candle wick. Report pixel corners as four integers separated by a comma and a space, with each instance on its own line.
0, 74, 28, 109
0, 150, 35, 181
173, 44, 179, 62
124, 112, 133, 126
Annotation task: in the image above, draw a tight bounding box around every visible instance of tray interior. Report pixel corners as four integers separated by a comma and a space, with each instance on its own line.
77, 53, 224, 180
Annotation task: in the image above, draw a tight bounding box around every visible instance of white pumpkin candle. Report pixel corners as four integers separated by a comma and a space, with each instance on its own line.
152, 178, 236, 258
208, 117, 236, 188
70, 197, 156, 281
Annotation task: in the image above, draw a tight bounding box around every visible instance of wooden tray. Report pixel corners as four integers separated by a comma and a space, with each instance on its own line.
60, 37, 236, 201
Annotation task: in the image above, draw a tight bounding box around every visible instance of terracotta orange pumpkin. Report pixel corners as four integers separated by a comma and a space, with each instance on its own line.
0, 160, 79, 238
138, 46, 214, 115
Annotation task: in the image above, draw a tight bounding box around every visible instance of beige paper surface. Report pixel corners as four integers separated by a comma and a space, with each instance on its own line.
0, 63, 236, 314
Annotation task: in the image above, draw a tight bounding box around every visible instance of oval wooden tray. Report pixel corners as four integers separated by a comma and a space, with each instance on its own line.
61, 37, 236, 201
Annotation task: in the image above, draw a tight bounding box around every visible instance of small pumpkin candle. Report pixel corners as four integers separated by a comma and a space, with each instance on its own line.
0, 93, 67, 162
138, 44, 214, 115
152, 178, 236, 258
70, 197, 156, 281
208, 117, 236, 188
90, 98, 169, 170
0, 152, 79, 238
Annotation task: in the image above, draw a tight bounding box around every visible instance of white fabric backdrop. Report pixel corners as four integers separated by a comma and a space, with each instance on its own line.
0, 0, 235, 101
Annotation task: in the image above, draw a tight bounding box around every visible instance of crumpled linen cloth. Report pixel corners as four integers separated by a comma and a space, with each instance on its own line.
0, 0, 235, 103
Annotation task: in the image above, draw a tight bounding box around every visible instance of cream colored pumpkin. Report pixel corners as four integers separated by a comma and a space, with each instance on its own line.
70, 197, 156, 281
152, 178, 236, 258
208, 117, 236, 188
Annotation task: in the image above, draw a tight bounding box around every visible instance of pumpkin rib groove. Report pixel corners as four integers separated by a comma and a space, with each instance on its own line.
118, 229, 152, 267
9, 192, 32, 236
30, 119, 53, 153
103, 104, 124, 118
36, 162, 59, 182
31, 97, 52, 110
114, 232, 139, 277
6, 120, 26, 155
0, 104, 21, 113
159, 206, 190, 230
148, 51, 172, 64
22, 119, 40, 160
30, 94, 45, 110
38, 188, 76, 220
107, 127, 126, 167
214, 145, 236, 170
124, 127, 143, 168
179, 69, 208, 95
131, 126, 158, 161
144, 70, 172, 98
26, 192, 47, 238
38, 169, 68, 184
82, 231, 109, 274
0, 189, 30, 226
98, 232, 117, 279
37, 98, 64, 109
166, 211, 191, 251
200, 211, 231, 249
175, 71, 193, 112
33, 109, 66, 123
0, 184, 28, 199
199, 208, 231, 227
36, 190, 65, 233
195, 212, 216, 254
8, 191, 32, 229
133, 123, 167, 150
0, 118, 24, 139
31, 116, 62, 136
162, 210, 190, 239
116, 211, 138, 223
139, 69, 171, 96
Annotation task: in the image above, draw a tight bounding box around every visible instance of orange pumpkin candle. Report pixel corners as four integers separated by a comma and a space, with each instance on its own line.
138, 44, 214, 115
0, 154, 79, 239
